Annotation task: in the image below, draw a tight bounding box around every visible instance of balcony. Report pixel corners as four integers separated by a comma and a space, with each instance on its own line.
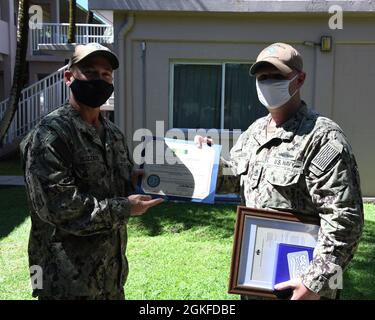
30, 23, 113, 54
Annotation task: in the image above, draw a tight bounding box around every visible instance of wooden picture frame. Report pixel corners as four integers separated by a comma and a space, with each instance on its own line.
228, 206, 320, 299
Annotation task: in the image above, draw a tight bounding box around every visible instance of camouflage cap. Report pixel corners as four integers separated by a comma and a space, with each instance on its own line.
249, 43, 303, 76
68, 43, 119, 70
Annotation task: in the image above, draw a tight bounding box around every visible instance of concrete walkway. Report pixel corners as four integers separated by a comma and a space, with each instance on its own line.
0, 176, 25, 186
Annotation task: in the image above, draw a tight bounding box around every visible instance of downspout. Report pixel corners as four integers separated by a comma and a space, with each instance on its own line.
141, 41, 146, 129
115, 13, 134, 143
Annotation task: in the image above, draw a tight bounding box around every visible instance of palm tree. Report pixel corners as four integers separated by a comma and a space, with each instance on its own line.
68, 0, 76, 44
0, 0, 30, 145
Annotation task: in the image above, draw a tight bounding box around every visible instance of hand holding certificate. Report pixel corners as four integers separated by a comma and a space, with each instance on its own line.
139, 137, 221, 203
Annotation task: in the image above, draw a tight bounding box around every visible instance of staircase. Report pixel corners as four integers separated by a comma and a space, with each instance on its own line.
0, 64, 114, 158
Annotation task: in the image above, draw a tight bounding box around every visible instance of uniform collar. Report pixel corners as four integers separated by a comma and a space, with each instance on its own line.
255, 101, 308, 146
63, 103, 108, 148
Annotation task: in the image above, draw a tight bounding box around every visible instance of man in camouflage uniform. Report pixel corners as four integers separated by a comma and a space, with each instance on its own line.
20, 43, 163, 300
196, 43, 364, 300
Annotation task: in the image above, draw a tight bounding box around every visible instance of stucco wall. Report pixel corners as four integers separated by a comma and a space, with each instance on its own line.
115, 12, 375, 196
28, 61, 66, 84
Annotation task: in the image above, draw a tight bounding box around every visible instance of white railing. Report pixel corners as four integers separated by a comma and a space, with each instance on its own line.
0, 65, 69, 145
30, 23, 113, 51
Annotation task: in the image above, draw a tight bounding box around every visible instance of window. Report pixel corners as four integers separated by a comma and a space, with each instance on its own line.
171, 62, 268, 131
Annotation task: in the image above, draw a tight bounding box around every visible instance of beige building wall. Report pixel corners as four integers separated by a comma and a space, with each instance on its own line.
28, 61, 66, 82
115, 12, 375, 196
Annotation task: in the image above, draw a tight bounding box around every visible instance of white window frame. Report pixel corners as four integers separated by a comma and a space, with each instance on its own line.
169, 60, 256, 131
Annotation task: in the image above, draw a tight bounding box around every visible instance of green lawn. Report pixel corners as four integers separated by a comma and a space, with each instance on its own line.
0, 186, 374, 300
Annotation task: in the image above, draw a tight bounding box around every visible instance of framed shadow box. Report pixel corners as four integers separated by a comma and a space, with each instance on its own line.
228, 206, 320, 299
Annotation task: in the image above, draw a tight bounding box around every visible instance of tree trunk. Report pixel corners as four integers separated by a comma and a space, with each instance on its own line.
0, 0, 30, 145
68, 0, 76, 44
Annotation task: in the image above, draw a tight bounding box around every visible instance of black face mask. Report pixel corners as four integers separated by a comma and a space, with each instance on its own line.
70, 78, 114, 108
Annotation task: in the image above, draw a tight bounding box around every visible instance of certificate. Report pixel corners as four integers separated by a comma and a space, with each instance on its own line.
250, 223, 317, 285
139, 137, 222, 204
228, 206, 320, 298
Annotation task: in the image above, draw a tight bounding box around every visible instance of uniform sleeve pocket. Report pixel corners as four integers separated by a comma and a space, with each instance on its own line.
266, 169, 302, 186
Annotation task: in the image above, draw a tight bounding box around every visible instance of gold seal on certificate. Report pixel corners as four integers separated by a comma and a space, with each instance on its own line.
140, 137, 221, 203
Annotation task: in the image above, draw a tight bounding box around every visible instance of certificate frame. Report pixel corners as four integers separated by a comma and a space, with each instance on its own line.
228, 206, 320, 299
137, 136, 222, 204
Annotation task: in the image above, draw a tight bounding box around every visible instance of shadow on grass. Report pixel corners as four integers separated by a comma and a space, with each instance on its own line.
133, 202, 375, 299
130, 202, 237, 239
342, 219, 375, 299
0, 187, 237, 240
0, 186, 29, 240
0, 151, 22, 176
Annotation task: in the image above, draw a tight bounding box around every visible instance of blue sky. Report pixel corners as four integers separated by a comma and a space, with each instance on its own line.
77, 0, 88, 10
77, 0, 107, 23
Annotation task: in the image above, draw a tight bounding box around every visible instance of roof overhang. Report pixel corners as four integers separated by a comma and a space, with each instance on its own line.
88, 0, 375, 14
36, 43, 114, 59
36, 44, 77, 58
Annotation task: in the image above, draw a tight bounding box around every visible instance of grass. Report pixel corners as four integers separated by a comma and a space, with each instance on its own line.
0, 186, 374, 300
0, 152, 23, 176
341, 203, 375, 299
0, 187, 31, 299
125, 203, 237, 300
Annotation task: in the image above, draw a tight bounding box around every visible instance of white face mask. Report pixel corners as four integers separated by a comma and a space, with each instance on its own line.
256, 75, 298, 110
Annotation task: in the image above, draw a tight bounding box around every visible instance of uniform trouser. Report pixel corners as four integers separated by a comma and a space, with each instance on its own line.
38, 289, 125, 300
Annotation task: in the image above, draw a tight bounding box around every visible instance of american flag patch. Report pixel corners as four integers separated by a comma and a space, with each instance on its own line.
311, 141, 343, 172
